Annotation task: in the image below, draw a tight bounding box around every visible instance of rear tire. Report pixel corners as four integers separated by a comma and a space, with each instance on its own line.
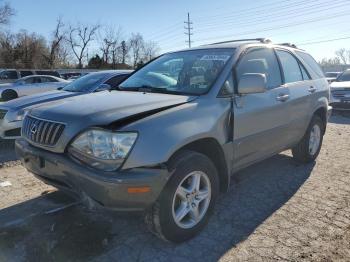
1, 89, 18, 101
145, 150, 219, 243
292, 115, 324, 163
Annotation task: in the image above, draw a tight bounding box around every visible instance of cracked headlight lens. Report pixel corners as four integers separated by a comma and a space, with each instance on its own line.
69, 129, 137, 171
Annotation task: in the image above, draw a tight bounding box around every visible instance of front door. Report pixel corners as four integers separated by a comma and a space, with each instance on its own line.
233, 47, 291, 169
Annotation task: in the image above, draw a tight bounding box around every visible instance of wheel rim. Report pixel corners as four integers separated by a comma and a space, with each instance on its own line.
172, 171, 211, 229
309, 124, 321, 155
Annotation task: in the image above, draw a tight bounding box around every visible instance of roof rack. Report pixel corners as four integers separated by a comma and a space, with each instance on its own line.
278, 43, 298, 49
207, 38, 272, 45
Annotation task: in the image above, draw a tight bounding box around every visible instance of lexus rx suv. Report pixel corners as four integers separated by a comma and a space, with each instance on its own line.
16, 38, 331, 242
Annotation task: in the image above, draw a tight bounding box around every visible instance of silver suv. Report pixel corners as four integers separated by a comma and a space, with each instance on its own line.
16, 38, 331, 242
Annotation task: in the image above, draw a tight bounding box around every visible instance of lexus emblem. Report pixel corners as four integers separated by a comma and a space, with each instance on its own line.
30, 124, 38, 134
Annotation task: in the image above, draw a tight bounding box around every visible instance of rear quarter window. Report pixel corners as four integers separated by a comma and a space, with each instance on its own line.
295, 51, 324, 79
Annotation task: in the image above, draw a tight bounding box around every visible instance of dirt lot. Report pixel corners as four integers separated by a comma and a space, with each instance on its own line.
0, 112, 349, 262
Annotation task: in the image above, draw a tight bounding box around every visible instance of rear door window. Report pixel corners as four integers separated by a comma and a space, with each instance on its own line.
236, 47, 282, 89
41, 76, 58, 83
300, 64, 311, 80
24, 77, 35, 84
295, 51, 324, 78
276, 50, 303, 83
33, 77, 42, 83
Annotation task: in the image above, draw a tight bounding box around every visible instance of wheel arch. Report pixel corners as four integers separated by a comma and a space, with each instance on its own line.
1, 89, 18, 101
167, 137, 230, 193
313, 106, 327, 134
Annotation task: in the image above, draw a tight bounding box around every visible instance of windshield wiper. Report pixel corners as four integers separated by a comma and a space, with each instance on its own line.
118, 85, 195, 96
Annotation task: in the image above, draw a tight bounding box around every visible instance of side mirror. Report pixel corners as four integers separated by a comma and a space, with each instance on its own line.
96, 83, 111, 92
238, 73, 267, 94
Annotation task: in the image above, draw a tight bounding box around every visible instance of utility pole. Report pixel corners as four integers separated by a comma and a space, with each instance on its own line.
184, 12, 193, 48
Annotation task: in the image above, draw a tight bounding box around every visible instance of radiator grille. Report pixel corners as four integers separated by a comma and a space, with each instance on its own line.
332, 89, 350, 98
22, 115, 65, 146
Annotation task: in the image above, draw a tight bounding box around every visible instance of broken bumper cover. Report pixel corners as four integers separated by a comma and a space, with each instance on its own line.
15, 138, 169, 211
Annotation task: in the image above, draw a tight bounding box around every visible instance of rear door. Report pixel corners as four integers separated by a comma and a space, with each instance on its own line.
233, 47, 291, 169
275, 49, 312, 144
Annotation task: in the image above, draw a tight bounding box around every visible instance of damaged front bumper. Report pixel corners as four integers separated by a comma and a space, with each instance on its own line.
15, 138, 169, 211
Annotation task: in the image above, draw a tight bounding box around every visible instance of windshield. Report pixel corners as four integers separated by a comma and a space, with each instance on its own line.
63, 73, 109, 92
336, 71, 350, 82
119, 49, 234, 95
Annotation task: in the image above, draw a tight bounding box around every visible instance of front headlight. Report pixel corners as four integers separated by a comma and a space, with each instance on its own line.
68, 129, 138, 171
12, 109, 29, 121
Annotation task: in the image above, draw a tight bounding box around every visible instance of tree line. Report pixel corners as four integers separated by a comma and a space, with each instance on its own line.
0, 2, 160, 70
320, 48, 350, 67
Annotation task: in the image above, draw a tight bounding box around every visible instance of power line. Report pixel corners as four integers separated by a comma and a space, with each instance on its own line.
194, 0, 349, 33
156, 0, 349, 46
195, 10, 350, 44
297, 36, 350, 45
196, 0, 339, 25
194, 0, 294, 21
184, 12, 193, 48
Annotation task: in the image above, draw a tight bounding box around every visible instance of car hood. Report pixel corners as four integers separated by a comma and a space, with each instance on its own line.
0, 90, 80, 111
27, 91, 197, 153
31, 91, 196, 126
330, 81, 350, 89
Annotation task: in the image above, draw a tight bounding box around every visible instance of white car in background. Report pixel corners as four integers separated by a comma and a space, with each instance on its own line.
0, 75, 69, 101
330, 69, 350, 110
325, 71, 341, 84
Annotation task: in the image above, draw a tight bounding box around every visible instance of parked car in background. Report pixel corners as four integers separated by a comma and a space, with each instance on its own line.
0, 69, 61, 83
16, 39, 331, 242
67, 75, 83, 81
0, 70, 131, 139
330, 69, 350, 110
60, 72, 82, 80
325, 71, 341, 84
0, 75, 69, 101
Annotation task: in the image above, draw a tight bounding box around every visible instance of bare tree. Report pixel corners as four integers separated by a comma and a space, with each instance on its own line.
320, 57, 341, 66
0, 1, 14, 26
66, 23, 100, 68
346, 50, 350, 65
42, 17, 65, 68
0, 30, 15, 67
13, 30, 48, 68
119, 40, 129, 65
335, 48, 348, 64
143, 41, 160, 62
99, 25, 122, 67
129, 33, 144, 68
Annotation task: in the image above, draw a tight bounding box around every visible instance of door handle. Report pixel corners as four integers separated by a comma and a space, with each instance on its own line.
276, 94, 290, 102
308, 86, 317, 93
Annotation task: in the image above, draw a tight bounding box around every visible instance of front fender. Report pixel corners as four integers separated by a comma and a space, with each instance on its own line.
121, 98, 231, 169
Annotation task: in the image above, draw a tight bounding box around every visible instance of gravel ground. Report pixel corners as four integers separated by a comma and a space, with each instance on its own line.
0, 112, 349, 262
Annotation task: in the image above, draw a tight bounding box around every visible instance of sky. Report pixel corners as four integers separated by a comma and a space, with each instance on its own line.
6, 0, 350, 61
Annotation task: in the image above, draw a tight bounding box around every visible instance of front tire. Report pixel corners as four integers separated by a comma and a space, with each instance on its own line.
145, 151, 219, 243
292, 115, 324, 163
1, 89, 18, 101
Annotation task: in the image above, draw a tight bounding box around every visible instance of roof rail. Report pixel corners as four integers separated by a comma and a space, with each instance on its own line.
278, 43, 298, 49
207, 38, 272, 45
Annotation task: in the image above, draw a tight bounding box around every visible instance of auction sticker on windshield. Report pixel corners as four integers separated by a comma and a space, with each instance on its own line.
200, 55, 231, 62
